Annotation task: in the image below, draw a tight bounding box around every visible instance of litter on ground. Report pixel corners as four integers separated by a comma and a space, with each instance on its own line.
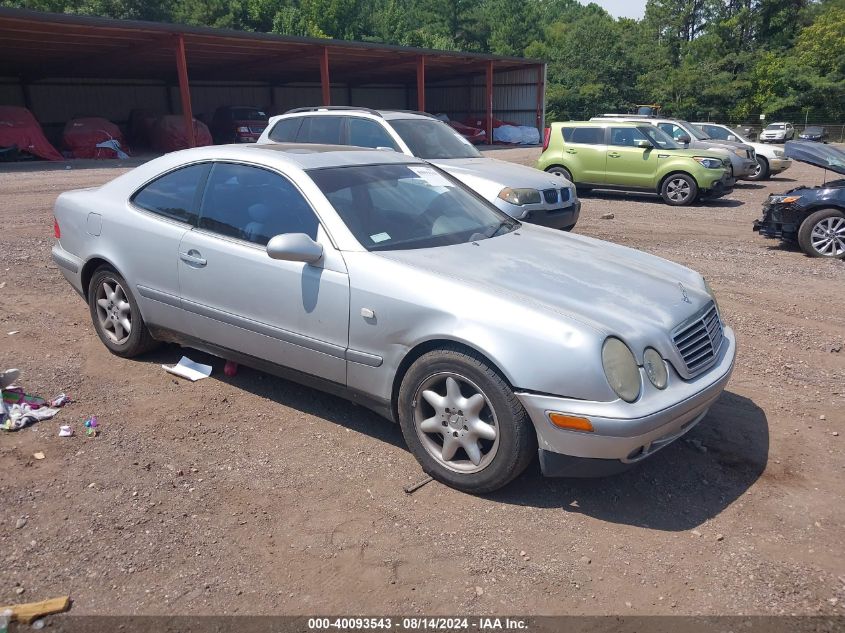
163, 356, 212, 382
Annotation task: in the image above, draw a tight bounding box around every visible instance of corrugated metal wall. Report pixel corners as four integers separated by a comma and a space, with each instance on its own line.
0, 65, 543, 139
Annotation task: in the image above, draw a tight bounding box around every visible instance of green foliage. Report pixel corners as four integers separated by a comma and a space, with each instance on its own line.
2, 0, 843, 122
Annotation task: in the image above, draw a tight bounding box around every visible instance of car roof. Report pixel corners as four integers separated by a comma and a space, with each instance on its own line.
555, 120, 641, 127
163, 143, 424, 170
270, 107, 435, 122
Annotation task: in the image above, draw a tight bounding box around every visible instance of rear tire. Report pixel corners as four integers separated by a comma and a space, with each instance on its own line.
397, 347, 536, 494
660, 173, 698, 206
797, 209, 845, 259
545, 165, 573, 184
88, 266, 159, 357
748, 157, 770, 181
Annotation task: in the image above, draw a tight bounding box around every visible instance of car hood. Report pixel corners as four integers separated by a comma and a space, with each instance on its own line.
377, 225, 710, 336
784, 141, 845, 175
699, 139, 753, 152
431, 157, 572, 190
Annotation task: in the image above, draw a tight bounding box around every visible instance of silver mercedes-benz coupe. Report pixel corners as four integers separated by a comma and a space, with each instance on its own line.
52, 143, 736, 493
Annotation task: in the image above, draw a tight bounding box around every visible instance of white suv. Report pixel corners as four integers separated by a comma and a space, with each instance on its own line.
759, 122, 795, 143
258, 107, 580, 231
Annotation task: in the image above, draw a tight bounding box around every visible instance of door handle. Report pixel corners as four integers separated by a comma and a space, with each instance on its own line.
565, 148, 577, 154
608, 152, 621, 158
180, 250, 207, 267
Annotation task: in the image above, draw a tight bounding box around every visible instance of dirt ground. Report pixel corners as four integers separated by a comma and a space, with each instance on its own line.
0, 148, 843, 618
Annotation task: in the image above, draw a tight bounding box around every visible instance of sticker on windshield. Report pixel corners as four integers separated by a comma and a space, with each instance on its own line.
408, 166, 452, 188
370, 232, 391, 243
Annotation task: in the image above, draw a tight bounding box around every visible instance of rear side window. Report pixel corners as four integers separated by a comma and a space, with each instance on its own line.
348, 118, 399, 150
131, 164, 207, 224
297, 116, 343, 144
268, 118, 302, 142
198, 162, 319, 246
563, 127, 604, 144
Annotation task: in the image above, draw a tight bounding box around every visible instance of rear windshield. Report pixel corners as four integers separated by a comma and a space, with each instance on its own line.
388, 119, 480, 159
229, 108, 267, 121
308, 163, 515, 251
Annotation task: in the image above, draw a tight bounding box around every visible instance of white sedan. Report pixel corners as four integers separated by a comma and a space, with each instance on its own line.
695, 123, 793, 180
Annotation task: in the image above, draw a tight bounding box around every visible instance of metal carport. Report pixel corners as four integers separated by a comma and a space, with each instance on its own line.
0, 7, 546, 147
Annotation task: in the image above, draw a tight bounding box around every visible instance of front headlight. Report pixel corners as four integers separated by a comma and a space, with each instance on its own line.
498, 187, 541, 206
703, 277, 720, 315
601, 338, 641, 403
643, 348, 668, 389
770, 195, 801, 204
693, 157, 723, 169
733, 148, 746, 158
773, 149, 785, 157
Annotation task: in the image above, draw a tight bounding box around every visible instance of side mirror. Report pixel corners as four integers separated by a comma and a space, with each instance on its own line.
727, 135, 737, 141
635, 139, 652, 149
678, 134, 691, 144
266, 233, 323, 264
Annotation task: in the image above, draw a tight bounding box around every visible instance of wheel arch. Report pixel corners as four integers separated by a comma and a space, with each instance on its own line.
81, 255, 122, 298
657, 169, 697, 193
543, 164, 576, 182
390, 338, 514, 423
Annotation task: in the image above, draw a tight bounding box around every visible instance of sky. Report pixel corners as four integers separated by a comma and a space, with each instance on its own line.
579, 0, 648, 20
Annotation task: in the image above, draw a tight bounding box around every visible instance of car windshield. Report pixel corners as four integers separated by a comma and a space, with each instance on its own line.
766, 124, 785, 130
639, 125, 680, 149
388, 119, 481, 159
308, 163, 516, 252
684, 122, 710, 140
230, 107, 267, 121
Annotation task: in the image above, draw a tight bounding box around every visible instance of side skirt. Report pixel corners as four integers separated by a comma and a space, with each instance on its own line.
148, 325, 395, 423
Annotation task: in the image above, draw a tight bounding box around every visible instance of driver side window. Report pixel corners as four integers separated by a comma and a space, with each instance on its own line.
658, 123, 685, 140
198, 163, 319, 246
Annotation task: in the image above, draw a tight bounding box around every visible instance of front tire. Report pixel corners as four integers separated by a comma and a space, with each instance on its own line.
397, 347, 536, 494
660, 173, 698, 206
798, 209, 845, 259
88, 266, 158, 357
748, 157, 770, 181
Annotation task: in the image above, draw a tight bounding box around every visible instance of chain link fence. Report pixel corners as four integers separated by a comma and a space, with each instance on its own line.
703, 113, 845, 143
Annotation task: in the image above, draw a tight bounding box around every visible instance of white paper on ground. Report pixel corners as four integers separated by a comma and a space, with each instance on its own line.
162, 356, 212, 382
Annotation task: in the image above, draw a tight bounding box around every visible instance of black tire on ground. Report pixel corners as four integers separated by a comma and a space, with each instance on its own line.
797, 208, 845, 259
545, 165, 573, 183
397, 347, 536, 494
748, 156, 769, 181
660, 173, 699, 206
88, 266, 159, 357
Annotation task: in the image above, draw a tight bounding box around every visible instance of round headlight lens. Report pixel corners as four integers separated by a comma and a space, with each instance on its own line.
643, 348, 668, 389
601, 338, 641, 403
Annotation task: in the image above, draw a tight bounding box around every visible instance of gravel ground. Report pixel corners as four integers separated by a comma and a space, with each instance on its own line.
0, 149, 843, 617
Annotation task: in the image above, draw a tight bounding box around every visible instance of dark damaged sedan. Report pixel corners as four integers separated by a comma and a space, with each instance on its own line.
754, 141, 845, 259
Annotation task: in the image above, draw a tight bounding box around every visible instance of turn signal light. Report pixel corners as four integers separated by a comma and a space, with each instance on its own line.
548, 413, 594, 432
53, 218, 60, 239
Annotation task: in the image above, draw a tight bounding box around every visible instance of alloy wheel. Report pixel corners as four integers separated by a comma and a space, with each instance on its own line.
666, 177, 692, 203
810, 217, 845, 257
413, 372, 499, 474
95, 279, 133, 344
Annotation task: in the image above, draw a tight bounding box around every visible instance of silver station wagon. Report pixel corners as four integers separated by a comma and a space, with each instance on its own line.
52, 144, 736, 493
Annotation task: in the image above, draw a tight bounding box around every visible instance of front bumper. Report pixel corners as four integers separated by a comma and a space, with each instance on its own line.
768, 158, 792, 173
517, 327, 736, 477
700, 173, 734, 199
753, 202, 802, 239
735, 157, 758, 179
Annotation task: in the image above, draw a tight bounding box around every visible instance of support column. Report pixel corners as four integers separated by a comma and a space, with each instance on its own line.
320, 47, 331, 106
535, 63, 545, 132
416, 55, 426, 112
485, 61, 494, 145
174, 34, 195, 148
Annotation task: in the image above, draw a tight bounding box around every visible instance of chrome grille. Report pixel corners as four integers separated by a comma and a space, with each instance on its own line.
542, 189, 558, 204
559, 187, 571, 202
672, 302, 723, 375
249, 125, 267, 134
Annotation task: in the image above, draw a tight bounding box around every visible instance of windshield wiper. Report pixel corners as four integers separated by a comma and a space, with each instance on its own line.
487, 219, 518, 238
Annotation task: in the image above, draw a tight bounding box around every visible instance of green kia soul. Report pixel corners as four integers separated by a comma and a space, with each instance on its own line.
537, 121, 734, 206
